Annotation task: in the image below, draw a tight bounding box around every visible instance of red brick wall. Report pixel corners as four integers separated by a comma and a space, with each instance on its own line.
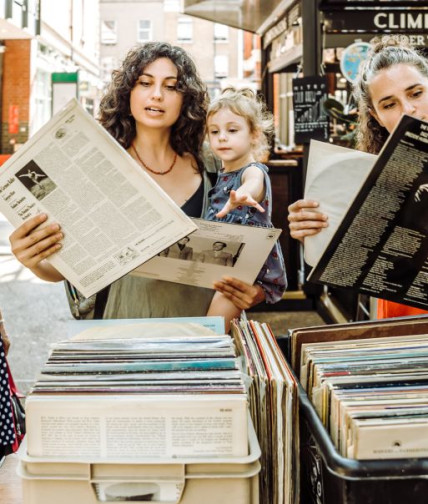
244, 31, 253, 60
2, 39, 31, 153
243, 32, 262, 86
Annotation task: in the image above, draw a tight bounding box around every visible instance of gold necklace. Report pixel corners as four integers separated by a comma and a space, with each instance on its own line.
131, 143, 177, 175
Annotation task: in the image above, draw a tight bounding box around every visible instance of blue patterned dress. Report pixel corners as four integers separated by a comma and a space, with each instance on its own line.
204, 162, 287, 303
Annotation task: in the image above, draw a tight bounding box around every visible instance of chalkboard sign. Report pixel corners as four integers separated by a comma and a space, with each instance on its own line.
292, 76, 329, 144
322, 0, 420, 4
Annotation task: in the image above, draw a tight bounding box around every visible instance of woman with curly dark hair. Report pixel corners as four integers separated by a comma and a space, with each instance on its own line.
98, 42, 208, 171
9, 42, 265, 320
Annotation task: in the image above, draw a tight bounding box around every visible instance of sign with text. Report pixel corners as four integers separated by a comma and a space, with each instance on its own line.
292, 76, 329, 144
322, 0, 423, 3
325, 9, 428, 34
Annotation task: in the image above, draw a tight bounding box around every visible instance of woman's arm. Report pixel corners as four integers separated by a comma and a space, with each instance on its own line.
9, 214, 65, 282
287, 199, 329, 242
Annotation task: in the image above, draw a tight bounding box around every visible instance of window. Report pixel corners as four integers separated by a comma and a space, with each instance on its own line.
138, 20, 152, 42
214, 55, 228, 79
101, 20, 117, 45
164, 0, 179, 12
32, 68, 52, 135
214, 23, 228, 42
101, 57, 119, 83
177, 17, 192, 42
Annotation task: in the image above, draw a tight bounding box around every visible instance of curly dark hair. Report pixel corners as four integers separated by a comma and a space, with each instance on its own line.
98, 42, 208, 172
353, 37, 428, 154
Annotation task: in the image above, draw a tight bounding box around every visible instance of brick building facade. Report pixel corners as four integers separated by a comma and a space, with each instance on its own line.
1, 40, 31, 154
0, 0, 101, 156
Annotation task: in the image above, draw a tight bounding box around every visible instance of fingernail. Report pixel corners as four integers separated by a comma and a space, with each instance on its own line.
56, 232, 63, 239
51, 224, 60, 231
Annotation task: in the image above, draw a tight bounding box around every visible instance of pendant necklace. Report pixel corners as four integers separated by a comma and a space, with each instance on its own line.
131, 143, 177, 175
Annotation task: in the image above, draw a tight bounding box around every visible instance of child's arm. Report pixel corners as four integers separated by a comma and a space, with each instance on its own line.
216, 165, 265, 218
207, 291, 242, 333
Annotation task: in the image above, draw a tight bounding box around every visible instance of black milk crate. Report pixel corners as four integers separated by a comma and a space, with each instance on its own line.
299, 384, 428, 504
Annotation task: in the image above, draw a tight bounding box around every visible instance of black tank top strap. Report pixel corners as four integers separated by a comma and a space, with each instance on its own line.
181, 179, 204, 217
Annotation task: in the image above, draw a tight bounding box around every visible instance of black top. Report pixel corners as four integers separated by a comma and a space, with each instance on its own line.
181, 179, 204, 217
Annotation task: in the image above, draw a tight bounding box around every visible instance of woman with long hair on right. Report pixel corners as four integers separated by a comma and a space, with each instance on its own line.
287, 38, 428, 319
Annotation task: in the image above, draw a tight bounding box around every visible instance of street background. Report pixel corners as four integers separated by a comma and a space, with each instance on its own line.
0, 213, 72, 394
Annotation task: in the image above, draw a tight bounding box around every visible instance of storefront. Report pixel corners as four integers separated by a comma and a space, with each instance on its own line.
183, 0, 428, 320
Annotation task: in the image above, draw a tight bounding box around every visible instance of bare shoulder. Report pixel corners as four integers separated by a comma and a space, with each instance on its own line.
242, 163, 265, 180
163, 152, 202, 206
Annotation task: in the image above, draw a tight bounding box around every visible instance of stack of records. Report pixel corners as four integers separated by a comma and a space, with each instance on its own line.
25, 330, 249, 460
231, 319, 298, 504
301, 334, 428, 460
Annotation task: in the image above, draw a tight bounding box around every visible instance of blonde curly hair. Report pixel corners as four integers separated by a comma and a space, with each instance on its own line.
353, 37, 428, 154
207, 87, 274, 162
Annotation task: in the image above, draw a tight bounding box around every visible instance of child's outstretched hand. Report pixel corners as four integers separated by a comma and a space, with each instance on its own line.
216, 189, 265, 218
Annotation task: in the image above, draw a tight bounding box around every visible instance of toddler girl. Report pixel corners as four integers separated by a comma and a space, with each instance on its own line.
205, 88, 287, 329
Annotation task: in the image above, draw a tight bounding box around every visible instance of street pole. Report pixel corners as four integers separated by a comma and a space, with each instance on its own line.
302, 0, 322, 176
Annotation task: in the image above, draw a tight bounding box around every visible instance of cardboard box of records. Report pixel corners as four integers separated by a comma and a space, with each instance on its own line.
289, 315, 428, 504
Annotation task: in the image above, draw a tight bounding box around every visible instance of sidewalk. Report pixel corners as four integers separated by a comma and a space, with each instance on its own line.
0, 213, 72, 394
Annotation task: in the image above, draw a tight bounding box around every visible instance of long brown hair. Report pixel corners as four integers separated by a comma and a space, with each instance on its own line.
98, 42, 209, 173
353, 38, 428, 154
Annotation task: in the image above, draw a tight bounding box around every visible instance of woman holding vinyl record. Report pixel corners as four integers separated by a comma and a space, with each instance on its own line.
287, 38, 428, 319
8, 42, 265, 322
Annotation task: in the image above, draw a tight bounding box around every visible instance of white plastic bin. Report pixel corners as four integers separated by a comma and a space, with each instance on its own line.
18, 419, 260, 504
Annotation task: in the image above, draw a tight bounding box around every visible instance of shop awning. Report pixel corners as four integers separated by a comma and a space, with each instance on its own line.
181, 0, 296, 35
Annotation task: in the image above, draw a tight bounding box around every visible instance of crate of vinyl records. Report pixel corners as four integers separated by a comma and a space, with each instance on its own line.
18, 322, 261, 504
231, 319, 300, 504
289, 315, 428, 504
